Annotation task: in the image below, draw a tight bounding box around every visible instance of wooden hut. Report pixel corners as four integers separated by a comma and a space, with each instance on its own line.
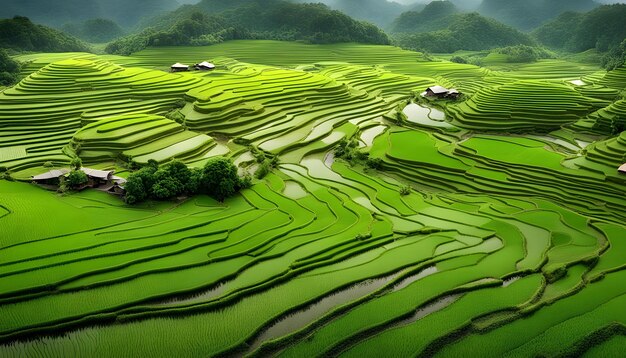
195, 61, 216, 71
619, 163, 626, 174
81, 168, 114, 187
424, 86, 450, 98
31, 169, 70, 186
446, 89, 460, 99
171, 63, 189, 72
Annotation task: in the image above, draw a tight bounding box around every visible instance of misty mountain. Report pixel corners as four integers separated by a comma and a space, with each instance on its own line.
0, 0, 181, 28
390, 1, 459, 32
478, 0, 599, 31
393, 12, 534, 52
289, 0, 422, 28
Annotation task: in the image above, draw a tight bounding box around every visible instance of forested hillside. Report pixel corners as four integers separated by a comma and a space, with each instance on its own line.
390, 1, 459, 33
0, 16, 88, 53
533, 4, 626, 53
392, 12, 534, 53
106, 0, 390, 55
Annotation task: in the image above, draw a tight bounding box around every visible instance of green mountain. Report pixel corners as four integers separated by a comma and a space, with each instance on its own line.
289, 0, 423, 28
393, 12, 535, 53
478, 0, 598, 31
106, 0, 390, 55
390, 1, 459, 33
533, 4, 626, 52
0, 16, 89, 52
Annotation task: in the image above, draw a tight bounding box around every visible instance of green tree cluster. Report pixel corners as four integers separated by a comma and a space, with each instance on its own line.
494, 45, 553, 63
124, 158, 248, 204
0, 49, 20, 86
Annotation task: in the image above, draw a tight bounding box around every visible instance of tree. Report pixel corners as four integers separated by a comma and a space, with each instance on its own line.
124, 165, 157, 203
65, 170, 88, 188
70, 157, 82, 170
200, 157, 240, 201
151, 160, 191, 199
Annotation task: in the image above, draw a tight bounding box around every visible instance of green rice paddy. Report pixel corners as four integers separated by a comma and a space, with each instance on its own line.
1, 40, 625, 357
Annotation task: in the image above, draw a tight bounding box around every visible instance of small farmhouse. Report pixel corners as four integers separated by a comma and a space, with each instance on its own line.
619, 163, 626, 174
81, 168, 114, 187
422, 86, 462, 100
31, 167, 127, 195
171, 63, 189, 72
195, 61, 216, 70
31, 169, 70, 185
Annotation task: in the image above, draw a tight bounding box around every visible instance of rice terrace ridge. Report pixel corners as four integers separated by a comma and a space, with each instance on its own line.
0, 0, 625, 357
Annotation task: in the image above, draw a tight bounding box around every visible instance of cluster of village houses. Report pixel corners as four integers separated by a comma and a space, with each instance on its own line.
171, 61, 215, 72
32, 168, 126, 195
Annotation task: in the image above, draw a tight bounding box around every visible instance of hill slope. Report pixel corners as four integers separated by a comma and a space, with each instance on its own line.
390, 1, 459, 33
0, 16, 89, 53
106, 0, 390, 55
533, 4, 626, 52
392, 12, 534, 53
478, 0, 598, 31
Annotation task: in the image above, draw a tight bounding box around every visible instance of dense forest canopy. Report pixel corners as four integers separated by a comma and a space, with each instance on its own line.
533, 4, 626, 52
106, 0, 390, 55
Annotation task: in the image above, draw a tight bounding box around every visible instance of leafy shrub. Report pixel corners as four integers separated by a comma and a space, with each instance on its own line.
366, 157, 383, 170
255, 160, 272, 179
450, 56, 468, 64
399, 185, 411, 196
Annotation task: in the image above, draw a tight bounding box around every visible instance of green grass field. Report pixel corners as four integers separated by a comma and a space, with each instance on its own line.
1, 40, 626, 357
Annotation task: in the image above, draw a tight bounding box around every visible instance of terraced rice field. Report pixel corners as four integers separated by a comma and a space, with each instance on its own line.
1, 40, 626, 357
